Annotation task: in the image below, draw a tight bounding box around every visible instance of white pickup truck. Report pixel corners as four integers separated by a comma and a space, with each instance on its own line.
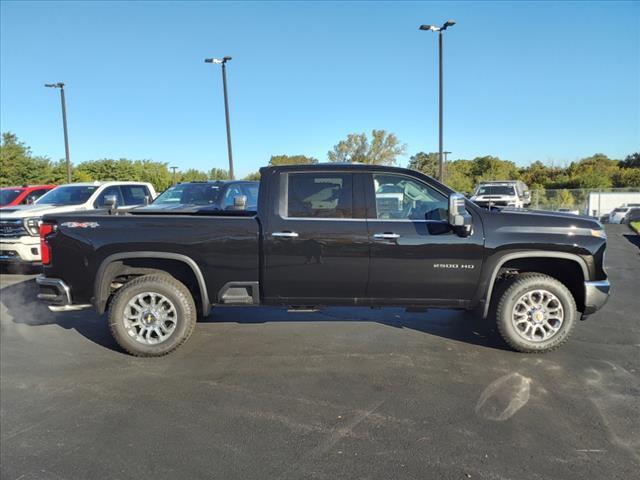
0, 181, 156, 267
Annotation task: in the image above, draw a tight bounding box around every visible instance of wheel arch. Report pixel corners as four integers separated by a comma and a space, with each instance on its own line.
94, 252, 210, 315
482, 251, 589, 319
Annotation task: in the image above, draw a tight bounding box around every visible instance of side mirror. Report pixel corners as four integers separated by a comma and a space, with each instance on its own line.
143, 195, 150, 206
448, 193, 472, 236
104, 194, 118, 213
226, 195, 247, 211
26, 195, 37, 204
232, 195, 247, 211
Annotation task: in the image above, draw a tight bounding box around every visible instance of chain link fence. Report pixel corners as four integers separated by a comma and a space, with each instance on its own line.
530, 188, 640, 218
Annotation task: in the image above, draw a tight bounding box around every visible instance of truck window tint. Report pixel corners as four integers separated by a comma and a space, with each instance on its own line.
154, 184, 222, 205
0, 189, 23, 205
373, 174, 447, 221
30, 189, 51, 201
37, 186, 98, 205
223, 186, 244, 208
287, 173, 353, 218
121, 185, 149, 205
476, 186, 515, 196
95, 186, 125, 208
242, 184, 259, 206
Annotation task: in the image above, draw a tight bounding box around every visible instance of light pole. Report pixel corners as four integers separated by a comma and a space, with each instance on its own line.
170, 166, 178, 185
45, 82, 72, 183
419, 20, 455, 182
443, 151, 451, 182
204, 56, 235, 180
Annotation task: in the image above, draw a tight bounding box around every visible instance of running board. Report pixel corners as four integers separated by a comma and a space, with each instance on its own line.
287, 306, 320, 313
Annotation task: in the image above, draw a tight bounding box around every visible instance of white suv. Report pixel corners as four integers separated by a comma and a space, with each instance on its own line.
609, 203, 640, 224
0, 181, 156, 266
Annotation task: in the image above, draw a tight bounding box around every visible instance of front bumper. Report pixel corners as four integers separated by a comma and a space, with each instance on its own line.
35, 276, 91, 312
583, 280, 610, 315
0, 237, 40, 263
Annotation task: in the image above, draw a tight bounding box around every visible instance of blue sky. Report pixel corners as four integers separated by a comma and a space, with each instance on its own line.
1, 1, 638, 177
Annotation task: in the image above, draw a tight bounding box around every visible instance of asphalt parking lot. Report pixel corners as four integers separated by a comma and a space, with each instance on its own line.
1, 225, 639, 479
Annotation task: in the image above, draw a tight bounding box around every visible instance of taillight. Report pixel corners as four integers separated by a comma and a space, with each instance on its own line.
39, 223, 55, 265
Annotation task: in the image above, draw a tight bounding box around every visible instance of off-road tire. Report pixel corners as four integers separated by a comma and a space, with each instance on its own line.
108, 274, 196, 357
495, 273, 577, 353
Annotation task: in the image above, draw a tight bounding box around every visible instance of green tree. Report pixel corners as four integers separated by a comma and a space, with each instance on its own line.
243, 171, 261, 181
619, 152, 640, 169
445, 160, 475, 194
269, 154, 318, 166
565, 154, 618, 189
73, 158, 172, 192
471, 156, 519, 182
327, 130, 406, 165
178, 169, 208, 182
557, 189, 575, 208
0, 132, 53, 186
613, 167, 640, 187
519, 161, 564, 190
209, 168, 231, 180
408, 152, 439, 177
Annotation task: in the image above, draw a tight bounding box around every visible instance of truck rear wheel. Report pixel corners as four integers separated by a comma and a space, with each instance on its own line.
495, 273, 577, 353
108, 274, 196, 357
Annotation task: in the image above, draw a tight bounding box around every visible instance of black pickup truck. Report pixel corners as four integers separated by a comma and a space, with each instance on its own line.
36, 164, 610, 356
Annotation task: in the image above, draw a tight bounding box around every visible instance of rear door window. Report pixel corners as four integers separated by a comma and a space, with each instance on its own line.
121, 185, 150, 206
286, 173, 353, 219
95, 186, 125, 208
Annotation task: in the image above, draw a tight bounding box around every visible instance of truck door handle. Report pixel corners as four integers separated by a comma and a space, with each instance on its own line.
271, 231, 299, 238
373, 233, 401, 239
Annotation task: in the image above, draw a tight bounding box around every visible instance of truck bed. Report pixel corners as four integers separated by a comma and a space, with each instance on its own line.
43, 211, 260, 309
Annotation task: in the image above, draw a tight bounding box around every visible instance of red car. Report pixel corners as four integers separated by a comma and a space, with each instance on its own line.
0, 185, 56, 208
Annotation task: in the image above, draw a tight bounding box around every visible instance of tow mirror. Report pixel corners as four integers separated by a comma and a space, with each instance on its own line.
231, 195, 247, 211
104, 194, 118, 214
448, 193, 472, 236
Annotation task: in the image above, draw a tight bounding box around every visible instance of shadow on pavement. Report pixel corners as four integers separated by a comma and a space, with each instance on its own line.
0, 263, 43, 275
201, 304, 509, 352
2, 277, 510, 354
1, 278, 118, 352
623, 233, 640, 251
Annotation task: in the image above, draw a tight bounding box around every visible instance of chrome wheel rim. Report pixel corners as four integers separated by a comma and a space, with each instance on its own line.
123, 292, 178, 345
511, 289, 564, 342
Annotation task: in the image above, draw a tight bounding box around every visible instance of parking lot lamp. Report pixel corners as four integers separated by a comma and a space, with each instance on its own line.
419, 20, 456, 182
45, 82, 72, 183
204, 56, 235, 180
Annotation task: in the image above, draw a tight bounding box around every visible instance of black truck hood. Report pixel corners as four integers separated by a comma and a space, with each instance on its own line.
484, 207, 603, 233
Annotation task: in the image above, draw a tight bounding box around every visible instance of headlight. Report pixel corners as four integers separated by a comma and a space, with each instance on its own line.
24, 217, 42, 236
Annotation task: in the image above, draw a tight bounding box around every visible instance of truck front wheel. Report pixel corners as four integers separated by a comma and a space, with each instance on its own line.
108, 274, 197, 357
495, 273, 577, 353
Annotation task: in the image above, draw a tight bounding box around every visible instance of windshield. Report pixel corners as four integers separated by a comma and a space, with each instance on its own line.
475, 185, 516, 196
0, 189, 23, 206
36, 185, 98, 205
153, 183, 223, 205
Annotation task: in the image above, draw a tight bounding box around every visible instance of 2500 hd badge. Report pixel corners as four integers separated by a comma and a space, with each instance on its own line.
434, 263, 476, 269
36, 164, 610, 356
